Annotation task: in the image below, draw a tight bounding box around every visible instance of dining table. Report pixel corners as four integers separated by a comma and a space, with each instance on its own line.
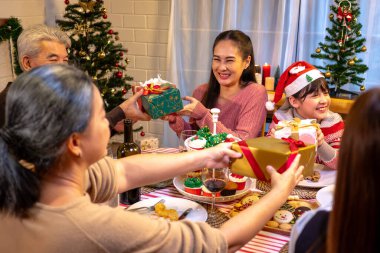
119, 147, 325, 253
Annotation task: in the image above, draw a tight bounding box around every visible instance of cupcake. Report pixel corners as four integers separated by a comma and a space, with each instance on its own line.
229, 173, 248, 190
221, 181, 238, 196
184, 177, 202, 195
201, 185, 221, 197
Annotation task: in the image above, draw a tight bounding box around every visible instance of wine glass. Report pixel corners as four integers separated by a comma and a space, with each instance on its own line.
202, 167, 228, 218
178, 130, 197, 152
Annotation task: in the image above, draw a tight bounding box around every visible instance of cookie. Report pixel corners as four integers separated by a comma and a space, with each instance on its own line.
266, 220, 279, 228
274, 210, 294, 224
279, 223, 293, 231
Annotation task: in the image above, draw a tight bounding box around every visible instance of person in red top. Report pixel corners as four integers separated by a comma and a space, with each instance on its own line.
266, 61, 344, 169
163, 30, 267, 139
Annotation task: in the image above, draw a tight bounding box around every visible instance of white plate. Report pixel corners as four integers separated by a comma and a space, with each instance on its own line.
297, 164, 336, 188
316, 185, 335, 206
173, 176, 252, 203
127, 197, 207, 222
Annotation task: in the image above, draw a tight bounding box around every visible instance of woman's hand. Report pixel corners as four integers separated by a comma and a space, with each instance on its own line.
266, 154, 304, 194
268, 127, 276, 137
202, 142, 242, 169
178, 96, 201, 116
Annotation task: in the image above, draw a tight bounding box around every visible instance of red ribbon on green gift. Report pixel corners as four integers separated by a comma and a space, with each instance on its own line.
142, 83, 172, 95
237, 138, 305, 181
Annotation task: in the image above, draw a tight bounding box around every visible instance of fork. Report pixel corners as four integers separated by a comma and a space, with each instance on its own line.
126, 199, 165, 212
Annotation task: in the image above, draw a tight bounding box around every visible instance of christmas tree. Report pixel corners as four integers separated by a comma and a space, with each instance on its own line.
56, 0, 132, 111
311, 0, 368, 96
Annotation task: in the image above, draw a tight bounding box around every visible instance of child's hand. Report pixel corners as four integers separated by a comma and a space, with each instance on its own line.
269, 127, 276, 137
316, 127, 324, 146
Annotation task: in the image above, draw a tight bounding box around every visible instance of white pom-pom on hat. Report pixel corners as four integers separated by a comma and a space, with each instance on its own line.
266, 101, 275, 111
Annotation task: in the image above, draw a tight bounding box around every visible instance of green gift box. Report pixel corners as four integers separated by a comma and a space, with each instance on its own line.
230, 137, 316, 181
141, 83, 183, 119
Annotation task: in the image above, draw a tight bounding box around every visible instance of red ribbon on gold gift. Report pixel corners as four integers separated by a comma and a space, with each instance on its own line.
142, 83, 171, 95
237, 138, 305, 181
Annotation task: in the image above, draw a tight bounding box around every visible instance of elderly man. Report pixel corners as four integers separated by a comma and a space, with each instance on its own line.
0, 24, 150, 127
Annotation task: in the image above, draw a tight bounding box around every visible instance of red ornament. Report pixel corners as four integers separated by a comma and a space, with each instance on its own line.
108, 29, 113, 35
140, 131, 145, 137
119, 51, 124, 56
115, 62, 119, 67
64, 0, 69, 4
116, 71, 122, 78
103, 14, 108, 19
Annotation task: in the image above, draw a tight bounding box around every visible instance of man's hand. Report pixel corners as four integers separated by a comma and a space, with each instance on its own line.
119, 89, 151, 122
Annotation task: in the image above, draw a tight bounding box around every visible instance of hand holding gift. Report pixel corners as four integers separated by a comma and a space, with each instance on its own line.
133, 75, 183, 119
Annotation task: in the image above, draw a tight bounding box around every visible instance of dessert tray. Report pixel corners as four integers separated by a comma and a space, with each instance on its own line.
228, 192, 319, 235
173, 176, 252, 203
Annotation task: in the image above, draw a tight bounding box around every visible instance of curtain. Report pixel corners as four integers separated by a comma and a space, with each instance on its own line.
164, 0, 380, 147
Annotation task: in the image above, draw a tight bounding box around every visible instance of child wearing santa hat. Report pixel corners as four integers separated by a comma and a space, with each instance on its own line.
266, 61, 344, 170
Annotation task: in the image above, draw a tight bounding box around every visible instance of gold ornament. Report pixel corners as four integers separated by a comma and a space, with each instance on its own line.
79, 0, 96, 12
357, 30, 361, 36
93, 76, 98, 80
125, 58, 130, 64
325, 72, 331, 78
115, 35, 120, 40
361, 46, 367, 52
101, 7, 107, 13
98, 51, 106, 58
348, 60, 355, 66
354, 57, 358, 61
86, 55, 90, 61
329, 13, 334, 20
315, 48, 321, 53
360, 85, 365, 92
79, 50, 87, 57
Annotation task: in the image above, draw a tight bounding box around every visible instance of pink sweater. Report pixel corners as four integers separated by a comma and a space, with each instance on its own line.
169, 82, 268, 139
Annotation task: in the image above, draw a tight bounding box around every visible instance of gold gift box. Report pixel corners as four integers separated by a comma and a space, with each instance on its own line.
230, 137, 315, 181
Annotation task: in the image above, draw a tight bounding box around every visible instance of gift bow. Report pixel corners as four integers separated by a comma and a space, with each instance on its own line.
142, 83, 172, 95
275, 119, 319, 132
337, 6, 352, 22
237, 138, 305, 181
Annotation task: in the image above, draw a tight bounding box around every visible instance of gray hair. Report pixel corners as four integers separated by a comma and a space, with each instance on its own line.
17, 24, 71, 70
0, 64, 93, 217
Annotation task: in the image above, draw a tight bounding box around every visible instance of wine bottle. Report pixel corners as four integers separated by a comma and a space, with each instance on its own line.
117, 119, 141, 205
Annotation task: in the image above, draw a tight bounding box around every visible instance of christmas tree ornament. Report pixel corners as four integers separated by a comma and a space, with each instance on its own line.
116, 71, 123, 78
329, 13, 334, 20
93, 76, 98, 80
125, 58, 130, 64
111, 88, 115, 93
360, 85, 365, 91
140, 131, 145, 137
357, 30, 361, 36
119, 51, 124, 56
79, 0, 96, 12
64, 0, 70, 4
79, 50, 87, 57
98, 51, 106, 58
86, 55, 90, 61
354, 56, 358, 61
323, 46, 327, 50
122, 88, 127, 94
103, 14, 107, 19
108, 29, 113, 34
361, 46, 367, 52
325, 71, 331, 78
348, 60, 355, 66
101, 7, 107, 13
315, 48, 321, 53
115, 35, 120, 40
115, 62, 119, 67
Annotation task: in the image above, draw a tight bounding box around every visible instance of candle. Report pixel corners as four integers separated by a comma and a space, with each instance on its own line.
262, 63, 271, 86
265, 77, 275, 91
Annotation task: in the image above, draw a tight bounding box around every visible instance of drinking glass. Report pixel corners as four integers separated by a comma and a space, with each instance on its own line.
178, 130, 197, 152
202, 167, 228, 218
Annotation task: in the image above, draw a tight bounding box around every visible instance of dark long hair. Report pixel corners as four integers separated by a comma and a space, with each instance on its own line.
326, 88, 380, 253
202, 30, 256, 109
0, 64, 93, 217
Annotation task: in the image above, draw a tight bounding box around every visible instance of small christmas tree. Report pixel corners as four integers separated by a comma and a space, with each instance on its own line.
311, 0, 368, 96
56, 0, 132, 111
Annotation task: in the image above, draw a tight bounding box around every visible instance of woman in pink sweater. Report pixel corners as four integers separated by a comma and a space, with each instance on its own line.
165, 30, 267, 139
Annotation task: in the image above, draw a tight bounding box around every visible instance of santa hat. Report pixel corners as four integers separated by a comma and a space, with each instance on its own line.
265, 61, 324, 111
